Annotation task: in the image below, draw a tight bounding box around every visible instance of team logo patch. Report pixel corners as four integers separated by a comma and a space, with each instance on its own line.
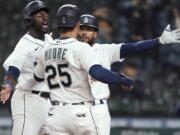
83, 17, 89, 23
62, 17, 66, 24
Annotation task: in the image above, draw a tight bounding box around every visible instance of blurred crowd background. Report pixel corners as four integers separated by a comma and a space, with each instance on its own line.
0, 0, 180, 118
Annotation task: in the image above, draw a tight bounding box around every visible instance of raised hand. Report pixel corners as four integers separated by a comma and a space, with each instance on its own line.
159, 24, 180, 44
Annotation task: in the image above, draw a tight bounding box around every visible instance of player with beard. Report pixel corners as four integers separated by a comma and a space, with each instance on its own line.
78, 14, 180, 135
0, 1, 50, 135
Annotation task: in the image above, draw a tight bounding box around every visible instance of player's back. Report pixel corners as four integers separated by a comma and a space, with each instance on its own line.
43, 38, 97, 102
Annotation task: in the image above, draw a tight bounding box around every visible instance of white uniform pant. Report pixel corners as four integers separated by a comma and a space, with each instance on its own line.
11, 90, 50, 135
43, 101, 111, 135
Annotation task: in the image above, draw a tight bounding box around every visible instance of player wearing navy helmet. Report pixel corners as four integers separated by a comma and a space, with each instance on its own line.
33, 4, 134, 135
0, 1, 50, 135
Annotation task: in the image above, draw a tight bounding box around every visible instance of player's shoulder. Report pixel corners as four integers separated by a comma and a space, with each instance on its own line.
13, 34, 34, 51
92, 43, 125, 55
65, 39, 91, 50
94, 42, 124, 49
95, 42, 124, 46
76, 40, 91, 48
15, 34, 28, 45
78, 41, 93, 53
16, 33, 44, 48
46, 38, 92, 52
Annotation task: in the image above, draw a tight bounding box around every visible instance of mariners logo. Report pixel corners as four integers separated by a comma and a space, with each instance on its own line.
83, 17, 89, 23
62, 17, 66, 23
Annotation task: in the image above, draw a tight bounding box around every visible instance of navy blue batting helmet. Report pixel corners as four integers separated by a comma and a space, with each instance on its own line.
23, 0, 49, 28
57, 4, 80, 28
80, 14, 98, 31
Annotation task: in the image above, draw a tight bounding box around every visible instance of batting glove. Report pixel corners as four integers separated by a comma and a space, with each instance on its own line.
159, 24, 180, 45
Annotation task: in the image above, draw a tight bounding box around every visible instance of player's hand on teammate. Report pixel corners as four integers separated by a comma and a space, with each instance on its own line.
159, 24, 180, 45
0, 85, 12, 104
119, 73, 134, 91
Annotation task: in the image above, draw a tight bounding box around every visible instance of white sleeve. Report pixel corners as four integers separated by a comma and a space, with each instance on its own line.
104, 43, 124, 63
79, 44, 100, 72
3, 39, 31, 71
34, 49, 45, 79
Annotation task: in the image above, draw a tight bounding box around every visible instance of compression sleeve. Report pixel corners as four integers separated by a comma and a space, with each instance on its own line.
3, 66, 20, 90
120, 38, 160, 58
6, 66, 20, 81
89, 65, 133, 85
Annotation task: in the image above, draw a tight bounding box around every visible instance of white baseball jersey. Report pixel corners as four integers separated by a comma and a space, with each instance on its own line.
3, 33, 49, 92
34, 37, 100, 102
89, 43, 124, 100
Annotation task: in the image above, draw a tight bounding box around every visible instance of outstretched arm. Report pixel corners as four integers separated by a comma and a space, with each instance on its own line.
120, 25, 180, 58
89, 65, 133, 87
120, 38, 160, 58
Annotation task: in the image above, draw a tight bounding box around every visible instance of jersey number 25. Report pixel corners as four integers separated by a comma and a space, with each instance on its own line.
45, 63, 72, 89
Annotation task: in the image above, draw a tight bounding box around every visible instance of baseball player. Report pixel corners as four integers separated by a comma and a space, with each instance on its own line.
33, 4, 134, 135
78, 14, 180, 135
0, 1, 51, 135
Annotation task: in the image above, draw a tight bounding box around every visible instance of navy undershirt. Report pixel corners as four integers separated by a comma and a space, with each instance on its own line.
89, 65, 133, 85
5, 66, 20, 81
120, 38, 160, 58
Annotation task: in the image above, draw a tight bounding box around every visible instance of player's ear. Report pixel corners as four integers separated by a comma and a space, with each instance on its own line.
74, 22, 80, 34
75, 21, 80, 33
94, 31, 98, 39
76, 22, 80, 30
